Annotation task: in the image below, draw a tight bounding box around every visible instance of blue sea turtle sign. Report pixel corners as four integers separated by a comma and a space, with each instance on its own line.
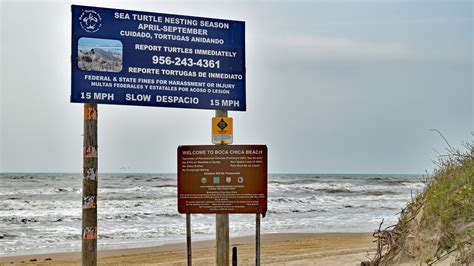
71, 5, 246, 111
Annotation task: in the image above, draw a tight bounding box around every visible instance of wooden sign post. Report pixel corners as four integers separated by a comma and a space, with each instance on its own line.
186, 214, 192, 266
215, 109, 230, 266
256, 213, 261, 266
82, 103, 98, 266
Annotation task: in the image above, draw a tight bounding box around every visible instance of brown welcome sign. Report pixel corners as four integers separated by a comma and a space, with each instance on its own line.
178, 145, 267, 214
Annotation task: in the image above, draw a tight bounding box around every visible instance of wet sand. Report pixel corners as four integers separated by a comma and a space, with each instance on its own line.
0, 233, 375, 265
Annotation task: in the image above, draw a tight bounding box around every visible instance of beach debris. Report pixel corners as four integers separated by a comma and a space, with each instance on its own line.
20, 218, 38, 224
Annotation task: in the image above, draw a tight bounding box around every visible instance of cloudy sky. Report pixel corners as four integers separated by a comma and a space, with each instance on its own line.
1, 0, 472, 174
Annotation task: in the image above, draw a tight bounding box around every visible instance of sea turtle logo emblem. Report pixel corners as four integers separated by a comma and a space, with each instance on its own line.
79, 10, 102, 33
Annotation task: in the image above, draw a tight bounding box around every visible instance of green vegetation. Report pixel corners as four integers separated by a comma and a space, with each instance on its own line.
422, 153, 473, 264
424, 156, 473, 234
371, 142, 473, 265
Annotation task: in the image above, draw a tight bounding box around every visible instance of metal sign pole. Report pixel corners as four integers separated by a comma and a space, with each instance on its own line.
186, 213, 192, 266
82, 103, 98, 266
215, 109, 230, 266
256, 213, 261, 266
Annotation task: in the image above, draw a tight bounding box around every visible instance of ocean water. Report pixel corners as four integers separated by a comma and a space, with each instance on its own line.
78, 45, 123, 54
0, 173, 425, 256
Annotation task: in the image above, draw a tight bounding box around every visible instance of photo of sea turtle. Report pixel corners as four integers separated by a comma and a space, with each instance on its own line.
78, 37, 122, 72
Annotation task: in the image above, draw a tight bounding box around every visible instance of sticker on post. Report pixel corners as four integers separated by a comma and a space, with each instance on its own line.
84, 146, 97, 158
82, 196, 97, 209
212, 117, 233, 144
84, 105, 97, 120
84, 167, 97, 181
82, 227, 97, 240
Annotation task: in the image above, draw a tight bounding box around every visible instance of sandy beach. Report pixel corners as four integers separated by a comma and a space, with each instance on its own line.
0, 233, 375, 265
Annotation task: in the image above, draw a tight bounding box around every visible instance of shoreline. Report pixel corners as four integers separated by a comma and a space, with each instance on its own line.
0, 232, 376, 265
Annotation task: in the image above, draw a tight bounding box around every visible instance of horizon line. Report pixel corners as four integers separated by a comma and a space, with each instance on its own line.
0, 171, 426, 176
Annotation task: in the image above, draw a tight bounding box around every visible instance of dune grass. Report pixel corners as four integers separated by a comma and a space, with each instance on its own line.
371, 141, 473, 265
422, 153, 473, 263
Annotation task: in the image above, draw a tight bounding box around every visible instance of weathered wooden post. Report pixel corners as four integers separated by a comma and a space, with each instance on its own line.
186, 213, 192, 266
82, 103, 98, 266
256, 213, 261, 266
216, 109, 230, 266
216, 214, 230, 265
